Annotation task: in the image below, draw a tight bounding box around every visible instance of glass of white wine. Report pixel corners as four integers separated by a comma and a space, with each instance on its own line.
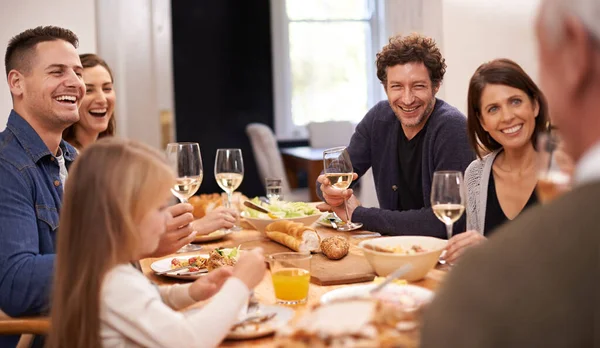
323, 146, 363, 231
431, 171, 465, 239
166, 142, 203, 252
215, 148, 244, 231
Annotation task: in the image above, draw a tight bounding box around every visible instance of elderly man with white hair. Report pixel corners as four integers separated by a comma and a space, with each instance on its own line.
420, 0, 600, 346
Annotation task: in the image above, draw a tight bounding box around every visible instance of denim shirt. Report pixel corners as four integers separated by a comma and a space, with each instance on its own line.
0, 110, 76, 318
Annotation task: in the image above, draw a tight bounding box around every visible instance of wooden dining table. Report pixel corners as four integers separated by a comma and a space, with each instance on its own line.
0, 225, 447, 347
140, 225, 447, 347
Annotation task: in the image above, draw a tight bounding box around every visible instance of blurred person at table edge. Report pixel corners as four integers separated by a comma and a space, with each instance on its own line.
317, 33, 474, 237
421, 0, 600, 346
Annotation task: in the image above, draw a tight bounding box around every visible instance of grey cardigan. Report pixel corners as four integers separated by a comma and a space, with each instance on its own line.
464, 149, 501, 234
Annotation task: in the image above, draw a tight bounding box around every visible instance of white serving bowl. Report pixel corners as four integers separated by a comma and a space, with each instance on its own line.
358, 236, 447, 281
241, 212, 323, 233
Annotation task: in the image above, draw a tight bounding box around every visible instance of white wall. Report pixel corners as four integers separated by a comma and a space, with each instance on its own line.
96, 0, 173, 149
0, 0, 97, 129
442, 0, 540, 115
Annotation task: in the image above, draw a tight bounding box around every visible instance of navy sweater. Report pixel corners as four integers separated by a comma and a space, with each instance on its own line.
323, 99, 474, 238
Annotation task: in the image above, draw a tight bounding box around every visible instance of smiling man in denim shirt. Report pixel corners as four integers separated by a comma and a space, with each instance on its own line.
0, 27, 197, 347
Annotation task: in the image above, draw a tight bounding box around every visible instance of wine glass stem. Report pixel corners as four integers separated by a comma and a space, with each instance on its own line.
343, 197, 352, 224
179, 197, 188, 204
446, 222, 453, 239
226, 192, 232, 208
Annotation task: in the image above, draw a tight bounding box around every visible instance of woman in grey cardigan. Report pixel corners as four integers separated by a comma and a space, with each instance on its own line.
445, 59, 549, 264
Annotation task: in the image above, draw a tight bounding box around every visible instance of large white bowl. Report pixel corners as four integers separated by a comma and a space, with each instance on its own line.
358, 236, 447, 281
241, 212, 323, 233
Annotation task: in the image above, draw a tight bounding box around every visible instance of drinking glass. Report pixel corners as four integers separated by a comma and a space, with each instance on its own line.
214, 149, 244, 231
536, 132, 572, 203
323, 146, 363, 231
268, 252, 311, 305
265, 178, 283, 202
431, 171, 465, 239
166, 142, 203, 252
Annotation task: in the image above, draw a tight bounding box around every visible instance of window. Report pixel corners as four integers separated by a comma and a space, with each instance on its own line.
271, 0, 386, 139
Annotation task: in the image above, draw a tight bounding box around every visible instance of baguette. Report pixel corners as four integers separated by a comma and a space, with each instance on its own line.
265, 220, 321, 252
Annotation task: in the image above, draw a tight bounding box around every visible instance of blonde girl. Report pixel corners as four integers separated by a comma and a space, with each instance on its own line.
48, 138, 266, 348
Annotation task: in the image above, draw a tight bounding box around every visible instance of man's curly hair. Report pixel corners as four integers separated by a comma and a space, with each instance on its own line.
376, 33, 446, 88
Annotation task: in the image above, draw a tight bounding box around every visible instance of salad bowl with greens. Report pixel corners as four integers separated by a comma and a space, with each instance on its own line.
241, 198, 323, 232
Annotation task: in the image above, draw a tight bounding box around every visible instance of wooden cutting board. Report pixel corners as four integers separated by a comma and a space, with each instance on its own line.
218, 232, 376, 286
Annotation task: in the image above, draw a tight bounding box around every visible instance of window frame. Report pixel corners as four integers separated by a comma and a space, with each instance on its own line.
270, 0, 387, 140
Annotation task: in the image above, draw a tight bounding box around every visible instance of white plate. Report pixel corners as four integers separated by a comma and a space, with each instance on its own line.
226, 304, 295, 340
193, 229, 232, 243
320, 283, 433, 306
150, 254, 210, 280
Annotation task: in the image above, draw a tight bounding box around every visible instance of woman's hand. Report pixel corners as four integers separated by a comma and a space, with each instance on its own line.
192, 206, 239, 235
445, 230, 486, 264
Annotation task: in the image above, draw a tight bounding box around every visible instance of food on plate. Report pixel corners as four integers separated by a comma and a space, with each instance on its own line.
189, 193, 248, 218
168, 247, 239, 273
170, 256, 207, 272
363, 243, 428, 255
276, 298, 424, 347
318, 213, 345, 227
243, 198, 318, 220
265, 220, 321, 252
206, 247, 239, 271
320, 236, 349, 260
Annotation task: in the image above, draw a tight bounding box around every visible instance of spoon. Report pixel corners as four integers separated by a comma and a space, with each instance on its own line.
370, 264, 413, 295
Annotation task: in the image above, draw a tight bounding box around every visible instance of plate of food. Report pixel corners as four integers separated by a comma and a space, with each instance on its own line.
193, 229, 233, 243
320, 283, 434, 309
226, 304, 295, 340
276, 297, 425, 347
150, 247, 239, 280
241, 198, 323, 232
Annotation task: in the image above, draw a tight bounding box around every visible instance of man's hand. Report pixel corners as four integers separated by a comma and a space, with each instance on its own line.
317, 172, 358, 207
316, 194, 360, 222
149, 203, 197, 258
445, 230, 486, 264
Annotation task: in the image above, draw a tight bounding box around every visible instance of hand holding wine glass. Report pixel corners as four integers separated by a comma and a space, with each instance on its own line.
431, 171, 465, 265
322, 147, 363, 231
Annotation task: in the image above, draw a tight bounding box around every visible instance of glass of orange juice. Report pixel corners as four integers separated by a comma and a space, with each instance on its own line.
268, 252, 311, 305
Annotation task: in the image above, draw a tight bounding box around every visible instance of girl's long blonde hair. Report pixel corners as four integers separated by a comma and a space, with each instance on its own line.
47, 137, 175, 348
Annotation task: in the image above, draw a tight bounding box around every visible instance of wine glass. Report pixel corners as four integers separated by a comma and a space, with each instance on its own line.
214, 149, 244, 231
536, 131, 572, 203
431, 171, 465, 264
323, 146, 363, 231
165, 142, 203, 252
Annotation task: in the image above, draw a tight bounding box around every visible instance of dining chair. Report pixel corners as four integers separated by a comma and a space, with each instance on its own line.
245, 123, 309, 201
0, 309, 49, 348
306, 121, 355, 148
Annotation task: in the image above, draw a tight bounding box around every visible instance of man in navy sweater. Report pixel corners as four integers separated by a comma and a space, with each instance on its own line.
318, 33, 474, 238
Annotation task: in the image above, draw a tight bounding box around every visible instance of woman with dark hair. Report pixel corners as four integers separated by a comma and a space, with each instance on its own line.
63, 53, 116, 151
445, 58, 549, 263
